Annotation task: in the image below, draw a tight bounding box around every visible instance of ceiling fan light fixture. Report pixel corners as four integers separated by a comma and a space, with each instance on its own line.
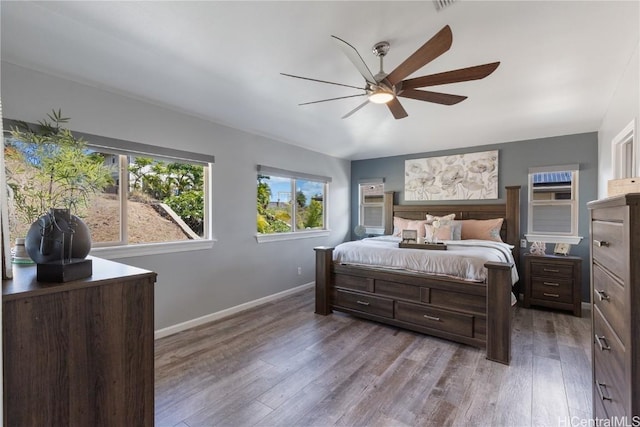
368, 90, 394, 104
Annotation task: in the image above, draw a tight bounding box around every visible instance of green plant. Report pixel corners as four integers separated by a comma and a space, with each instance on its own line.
164, 190, 204, 235
5, 109, 114, 225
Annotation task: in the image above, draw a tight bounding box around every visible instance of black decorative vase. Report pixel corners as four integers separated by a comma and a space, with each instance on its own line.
24, 208, 93, 282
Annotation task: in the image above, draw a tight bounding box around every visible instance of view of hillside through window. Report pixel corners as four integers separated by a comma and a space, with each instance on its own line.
4, 137, 206, 247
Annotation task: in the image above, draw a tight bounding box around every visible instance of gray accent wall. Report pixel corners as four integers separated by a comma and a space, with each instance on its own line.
351, 133, 598, 302
2, 62, 351, 331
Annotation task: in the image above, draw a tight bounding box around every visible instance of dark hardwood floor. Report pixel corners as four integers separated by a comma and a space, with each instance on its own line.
155, 287, 592, 427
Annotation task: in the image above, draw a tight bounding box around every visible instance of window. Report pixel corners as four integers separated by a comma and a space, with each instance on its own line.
3, 118, 214, 258
256, 165, 329, 242
358, 179, 385, 235
612, 119, 636, 179
526, 164, 581, 244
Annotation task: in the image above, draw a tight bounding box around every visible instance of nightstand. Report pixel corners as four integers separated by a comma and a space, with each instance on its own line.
523, 253, 582, 316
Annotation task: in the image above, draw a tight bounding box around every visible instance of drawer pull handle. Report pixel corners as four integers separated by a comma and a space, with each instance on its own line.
423, 315, 441, 322
594, 240, 610, 248
595, 334, 611, 351
543, 269, 560, 273
596, 290, 610, 302
543, 293, 559, 298
356, 300, 370, 306
543, 282, 560, 287
596, 382, 613, 401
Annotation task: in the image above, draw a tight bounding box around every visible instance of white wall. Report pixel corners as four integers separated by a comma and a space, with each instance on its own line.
598, 41, 640, 199
1, 62, 351, 331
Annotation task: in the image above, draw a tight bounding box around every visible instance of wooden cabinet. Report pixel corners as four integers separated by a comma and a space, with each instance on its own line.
2, 257, 156, 427
523, 253, 582, 316
588, 194, 640, 421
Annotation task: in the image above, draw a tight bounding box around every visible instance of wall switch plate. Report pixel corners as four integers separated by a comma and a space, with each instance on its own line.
297, 267, 302, 275
520, 239, 528, 248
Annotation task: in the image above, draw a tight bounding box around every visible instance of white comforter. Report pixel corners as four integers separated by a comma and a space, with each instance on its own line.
333, 236, 519, 285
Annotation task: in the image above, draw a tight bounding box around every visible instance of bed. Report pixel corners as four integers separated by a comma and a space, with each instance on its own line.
314, 186, 521, 365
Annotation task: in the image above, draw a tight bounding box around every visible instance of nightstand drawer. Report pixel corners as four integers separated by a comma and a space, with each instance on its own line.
523, 254, 581, 316
530, 262, 574, 278
335, 289, 393, 318
530, 277, 573, 303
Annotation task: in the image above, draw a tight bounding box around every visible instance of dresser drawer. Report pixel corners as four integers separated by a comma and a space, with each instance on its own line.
530, 277, 573, 303
395, 301, 474, 338
593, 307, 626, 417
593, 385, 610, 421
334, 289, 393, 318
592, 265, 626, 345
592, 220, 625, 278
530, 261, 574, 278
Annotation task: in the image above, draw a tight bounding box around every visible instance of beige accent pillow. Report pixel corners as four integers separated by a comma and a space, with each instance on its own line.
426, 213, 456, 224
393, 217, 429, 239
424, 223, 453, 241
460, 218, 504, 242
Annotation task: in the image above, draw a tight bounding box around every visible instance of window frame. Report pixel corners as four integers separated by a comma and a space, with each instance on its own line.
612, 119, 636, 179
2, 119, 216, 260
525, 164, 582, 245
255, 165, 330, 243
358, 179, 385, 235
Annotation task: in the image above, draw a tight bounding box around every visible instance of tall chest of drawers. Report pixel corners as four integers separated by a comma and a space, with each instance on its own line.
588, 194, 640, 421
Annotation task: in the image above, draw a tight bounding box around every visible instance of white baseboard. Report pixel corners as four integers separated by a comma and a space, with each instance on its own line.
154, 281, 315, 340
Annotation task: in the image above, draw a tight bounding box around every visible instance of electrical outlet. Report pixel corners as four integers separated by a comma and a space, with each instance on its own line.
297, 267, 302, 275
520, 239, 527, 248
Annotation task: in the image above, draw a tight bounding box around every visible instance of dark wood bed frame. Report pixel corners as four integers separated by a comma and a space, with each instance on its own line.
314, 185, 521, 365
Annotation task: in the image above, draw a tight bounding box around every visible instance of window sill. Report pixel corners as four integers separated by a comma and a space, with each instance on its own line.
91, 238, 216, 259
525, 234, 583, 245
255, 230, 330, 243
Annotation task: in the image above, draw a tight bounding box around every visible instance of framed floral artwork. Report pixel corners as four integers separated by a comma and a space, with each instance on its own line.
404, 150, 498, 200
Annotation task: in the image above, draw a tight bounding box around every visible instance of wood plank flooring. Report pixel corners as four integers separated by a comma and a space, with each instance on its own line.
155, 288, 592, 427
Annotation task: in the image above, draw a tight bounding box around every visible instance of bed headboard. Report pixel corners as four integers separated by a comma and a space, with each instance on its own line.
384, 186, 521, 263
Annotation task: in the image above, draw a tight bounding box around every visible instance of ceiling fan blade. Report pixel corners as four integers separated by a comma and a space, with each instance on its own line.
398, 89, 467, 105
385, 25, 453, 86
331, 35, 377, 84
387, 97, 408, 119
299, 94, 366, 106
400, 62, 500, 90
281, 73, 365, 91
342, 100, 369, 119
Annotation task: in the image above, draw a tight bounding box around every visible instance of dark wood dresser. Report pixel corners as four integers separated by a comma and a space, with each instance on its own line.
2, 257, 156, 427
523, 253, 582, 316
588, 194, 640, 421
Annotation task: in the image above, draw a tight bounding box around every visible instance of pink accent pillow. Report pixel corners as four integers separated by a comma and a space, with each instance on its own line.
424, 223, 453, 241
393, 217, 429, 239
460, 218, 504, 242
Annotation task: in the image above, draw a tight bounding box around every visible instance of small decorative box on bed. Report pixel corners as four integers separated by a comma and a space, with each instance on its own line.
315, 186, 521, 365
399, 242, 447, 250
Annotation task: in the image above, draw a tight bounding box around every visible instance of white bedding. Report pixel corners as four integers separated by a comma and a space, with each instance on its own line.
333, 235, 519, 285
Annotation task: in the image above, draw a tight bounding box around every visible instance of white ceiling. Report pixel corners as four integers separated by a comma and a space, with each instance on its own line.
1, 1, 638, 160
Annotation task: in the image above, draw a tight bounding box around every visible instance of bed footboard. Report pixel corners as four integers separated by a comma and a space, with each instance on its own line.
313, 246, 512, 364
314, 246, 333, 315
484, 261, 512, 365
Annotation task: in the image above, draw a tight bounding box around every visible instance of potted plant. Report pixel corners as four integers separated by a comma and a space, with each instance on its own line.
5, 109, 113, 280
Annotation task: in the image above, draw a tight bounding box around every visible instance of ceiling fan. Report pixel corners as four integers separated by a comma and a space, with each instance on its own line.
281, 25, 500, 120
